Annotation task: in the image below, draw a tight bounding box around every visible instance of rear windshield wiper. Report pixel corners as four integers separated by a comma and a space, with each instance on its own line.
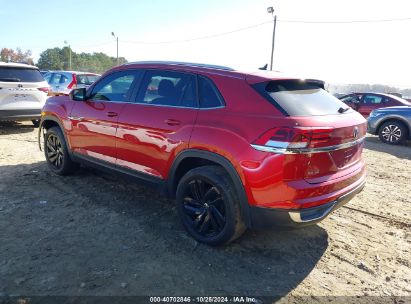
338, 107, 350, 113
0, 77, 21, 82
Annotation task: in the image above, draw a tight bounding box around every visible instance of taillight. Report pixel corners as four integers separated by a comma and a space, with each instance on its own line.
253, 127, 334, 152
67, 74, 77, 89
38, 87, 50, 93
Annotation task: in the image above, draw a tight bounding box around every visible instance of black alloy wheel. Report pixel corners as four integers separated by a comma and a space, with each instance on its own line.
181, 178, 226, 237
46, 133, 64, 169
44, 126, 78, 175
176, 166, 246, 246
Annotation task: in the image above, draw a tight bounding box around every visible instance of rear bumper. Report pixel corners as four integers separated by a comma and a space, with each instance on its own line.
249, 179, 365, 229
0, 109, 41, 121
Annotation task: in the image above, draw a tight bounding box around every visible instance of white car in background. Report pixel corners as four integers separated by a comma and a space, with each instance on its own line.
0, 62, 49, 127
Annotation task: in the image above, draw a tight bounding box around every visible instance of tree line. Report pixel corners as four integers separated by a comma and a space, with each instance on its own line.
1, 47, 127, 74
328, 83, 411, 98
2, 47, 411, 96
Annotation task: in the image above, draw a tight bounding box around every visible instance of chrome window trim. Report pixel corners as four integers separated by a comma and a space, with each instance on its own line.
251, 136, 365, 154
127, 102, 199, 109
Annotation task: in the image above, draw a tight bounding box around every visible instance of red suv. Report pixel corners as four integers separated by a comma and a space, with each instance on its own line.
39, 61, 366, 246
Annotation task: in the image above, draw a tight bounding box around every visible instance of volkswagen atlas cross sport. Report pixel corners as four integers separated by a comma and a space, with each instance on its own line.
39, 61, 366, 246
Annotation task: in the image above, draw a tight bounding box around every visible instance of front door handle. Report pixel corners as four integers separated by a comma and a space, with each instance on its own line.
107, 111, 118, 118
164, 119, 181, 126
68, 116, 84, 121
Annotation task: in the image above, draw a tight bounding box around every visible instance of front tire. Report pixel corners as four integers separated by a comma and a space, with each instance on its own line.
176, 166, 246, 246
44, 126, 78, 175
378, 121, 407, 145
32, 120, 40, 128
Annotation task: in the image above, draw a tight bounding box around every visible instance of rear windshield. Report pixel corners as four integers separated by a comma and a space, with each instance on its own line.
76, 74, 99, 85
263, 80, 352, 116
0, 67, 44, 83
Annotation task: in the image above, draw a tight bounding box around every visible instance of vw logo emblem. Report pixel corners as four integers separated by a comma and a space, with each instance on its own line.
353, 127, 359, 139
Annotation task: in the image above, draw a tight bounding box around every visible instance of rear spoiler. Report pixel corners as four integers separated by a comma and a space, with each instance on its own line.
245, 73, 325, 89
304, 79, 325, 89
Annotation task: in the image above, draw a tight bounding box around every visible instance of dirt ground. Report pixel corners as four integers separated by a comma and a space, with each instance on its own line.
0, 121, 410, 302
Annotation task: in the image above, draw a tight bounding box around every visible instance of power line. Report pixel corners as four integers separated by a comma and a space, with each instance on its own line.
120, 21, 272, 45
279, 16, 411, 24
119, 17, 411, 45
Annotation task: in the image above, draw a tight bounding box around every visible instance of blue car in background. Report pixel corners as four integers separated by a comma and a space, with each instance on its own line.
367, 106, 411, 145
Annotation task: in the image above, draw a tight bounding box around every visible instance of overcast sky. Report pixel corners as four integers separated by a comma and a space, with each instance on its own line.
1, 0, 411, 87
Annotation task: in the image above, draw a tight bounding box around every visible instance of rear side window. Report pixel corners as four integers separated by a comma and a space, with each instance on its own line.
363, 94, 383, 104
0, 67, 43, 82
135, 70, 196, 108
198, 76, 224, 108
49, 73, 69, 85
260, 80, 352, 116
76, 74, 98, 85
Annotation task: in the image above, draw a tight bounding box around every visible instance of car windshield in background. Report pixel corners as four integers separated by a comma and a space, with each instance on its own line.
0, 67, 44, 82
76, 74, 99, 85
265, 80, 352, 116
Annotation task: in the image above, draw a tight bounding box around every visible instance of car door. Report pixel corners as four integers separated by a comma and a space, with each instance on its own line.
68, 70, 139, 164
359, 94, 384, 117
115, 69, 198, 180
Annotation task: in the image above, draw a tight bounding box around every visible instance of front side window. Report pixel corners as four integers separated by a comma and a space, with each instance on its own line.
135, 70, 196, 108
89, 72, 136, 102
340, 94, 358, 103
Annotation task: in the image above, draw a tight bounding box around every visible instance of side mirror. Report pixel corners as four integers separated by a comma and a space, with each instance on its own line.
69, 88, 87, 101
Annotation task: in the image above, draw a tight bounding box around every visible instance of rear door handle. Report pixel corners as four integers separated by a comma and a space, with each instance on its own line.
107, 111, 118, 117
164, 119, 181, 126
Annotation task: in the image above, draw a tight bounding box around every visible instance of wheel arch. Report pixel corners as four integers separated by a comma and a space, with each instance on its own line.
38, 115, 72, 154
168, 149, 252, 227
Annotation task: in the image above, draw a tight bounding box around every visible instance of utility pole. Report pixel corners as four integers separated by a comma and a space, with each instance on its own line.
111, 32, 119, 65
267, 6, 277, 71
64, 40, 72, 70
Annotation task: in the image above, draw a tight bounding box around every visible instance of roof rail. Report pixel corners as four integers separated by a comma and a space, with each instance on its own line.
124, 61, 234, 71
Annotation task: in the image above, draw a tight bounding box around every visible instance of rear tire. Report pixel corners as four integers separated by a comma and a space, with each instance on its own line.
378, 121, 407, 145
44, 126, 78, 175
176, 165, 246, 246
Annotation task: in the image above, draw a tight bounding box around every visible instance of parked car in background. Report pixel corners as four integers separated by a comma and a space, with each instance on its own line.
367, 106, 411, 145
0, 62, 49, 127
39, 61, 366, 246
44, 71, 100, 96
40, 70, 50, 77
339, 92, 411, 118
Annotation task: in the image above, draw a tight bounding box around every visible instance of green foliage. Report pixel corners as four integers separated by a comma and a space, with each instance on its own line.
36, 47, 127, 73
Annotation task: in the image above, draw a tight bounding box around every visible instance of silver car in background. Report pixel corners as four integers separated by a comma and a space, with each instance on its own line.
367, 106, 411, 144
43, 71, 100, 96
